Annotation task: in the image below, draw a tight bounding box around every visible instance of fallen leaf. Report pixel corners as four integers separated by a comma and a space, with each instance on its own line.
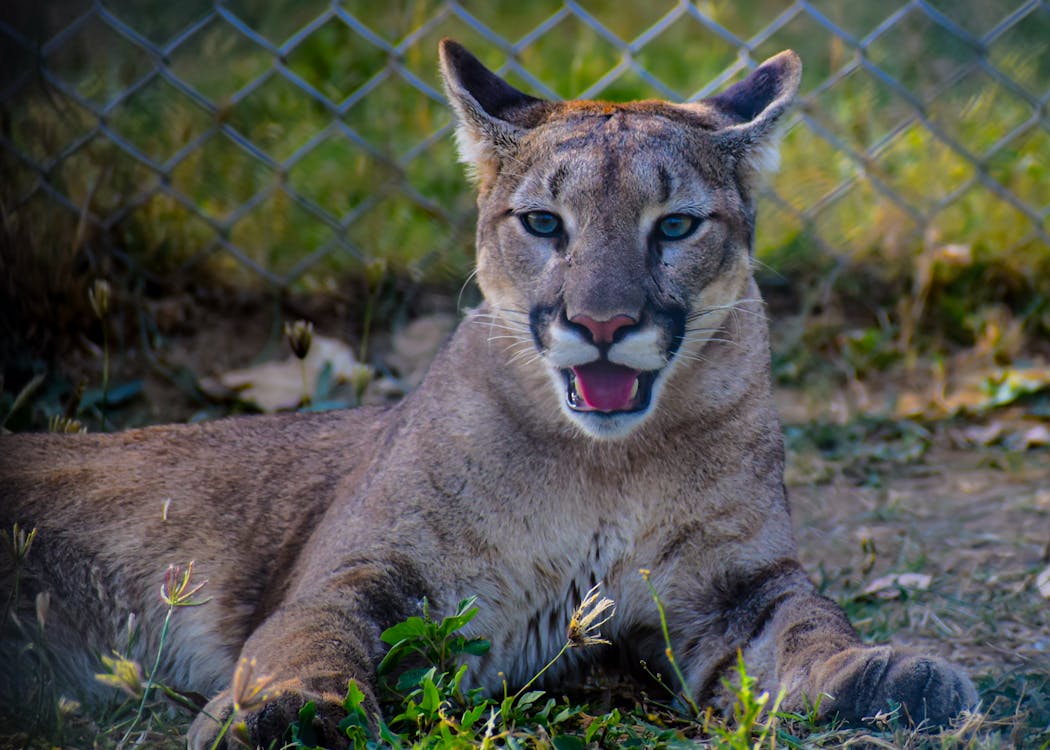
934, 243, 972, 265
1006, 424, 1050, 451
200, 335, 360, 412
895, 391, 928, 419
895, 364, 1050, 420
985, 367, 1050, 409
861, 572, 932, 599
1037, 567, 1050, 599
961, 421, 1006, 446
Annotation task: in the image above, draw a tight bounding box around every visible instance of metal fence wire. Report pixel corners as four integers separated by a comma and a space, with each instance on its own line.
1, 1, 1047, 295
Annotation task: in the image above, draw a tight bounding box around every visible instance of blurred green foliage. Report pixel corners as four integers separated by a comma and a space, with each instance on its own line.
1, 0, 1048, 359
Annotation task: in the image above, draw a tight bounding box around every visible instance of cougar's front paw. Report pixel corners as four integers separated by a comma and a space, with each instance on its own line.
814, 645, 978, 727
187, 684, 352, 750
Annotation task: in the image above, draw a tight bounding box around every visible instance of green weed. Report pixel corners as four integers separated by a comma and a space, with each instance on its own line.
704, 653, 787, 750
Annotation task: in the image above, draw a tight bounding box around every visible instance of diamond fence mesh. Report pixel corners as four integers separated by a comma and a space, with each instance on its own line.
1, 0, 1047, 304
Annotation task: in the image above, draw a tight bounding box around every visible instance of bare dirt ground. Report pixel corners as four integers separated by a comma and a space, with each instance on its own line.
787, 439, 1050, 745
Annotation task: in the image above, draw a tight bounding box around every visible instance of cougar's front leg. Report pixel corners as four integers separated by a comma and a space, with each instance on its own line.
187, 563, 422, 750
675, 559, 977, 727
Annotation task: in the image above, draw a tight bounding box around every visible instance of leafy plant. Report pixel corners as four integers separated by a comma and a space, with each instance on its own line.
377, 596, 491, 686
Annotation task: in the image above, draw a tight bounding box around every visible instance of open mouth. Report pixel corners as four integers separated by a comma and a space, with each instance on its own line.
563, 361, 657, 414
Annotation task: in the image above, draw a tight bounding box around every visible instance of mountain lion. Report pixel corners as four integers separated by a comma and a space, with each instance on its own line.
0, 40, 976, 748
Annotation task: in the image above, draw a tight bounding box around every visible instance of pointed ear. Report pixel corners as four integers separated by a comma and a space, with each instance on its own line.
703, 50, 802, 178
438, 39, 548, 180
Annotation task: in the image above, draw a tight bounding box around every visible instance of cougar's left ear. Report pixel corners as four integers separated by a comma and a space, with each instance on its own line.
439, 39, 550, 182
703, 50, 802, 179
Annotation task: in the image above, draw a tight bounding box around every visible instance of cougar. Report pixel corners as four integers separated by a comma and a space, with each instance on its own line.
0, 40, 976, 748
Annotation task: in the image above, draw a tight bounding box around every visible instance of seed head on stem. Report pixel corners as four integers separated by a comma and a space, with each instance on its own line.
510, 584, 616, 704
160, 561, 210, 607
284, 320, 314, 360
96, 653, 145, 699
88, 279, 111, 320
231, 656, 279, 713
1, 523, 37, 565
567, 584, 615, 648
205, 657, 280, 748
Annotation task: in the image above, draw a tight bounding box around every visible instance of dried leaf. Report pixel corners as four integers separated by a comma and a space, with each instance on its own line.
1006, 424, 1050, 451
895, 391, 928, 419
200, 336, 359, 412
1036, 567, 1050, 600
962, 422, 1006, 446
896, 365, 1050, 420
934, 243, 972, 265
862, 572, 932, 599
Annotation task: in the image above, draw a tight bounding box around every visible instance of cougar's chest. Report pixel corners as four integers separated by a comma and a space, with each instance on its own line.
458, 512, 629, 689
449, 465, 667, 691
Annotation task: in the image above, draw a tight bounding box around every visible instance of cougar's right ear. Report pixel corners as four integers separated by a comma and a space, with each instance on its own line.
439, 39, 549, 181
703, 50, 802, 179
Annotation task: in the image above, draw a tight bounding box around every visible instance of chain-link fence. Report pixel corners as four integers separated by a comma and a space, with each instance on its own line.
1, 1, 1047, 301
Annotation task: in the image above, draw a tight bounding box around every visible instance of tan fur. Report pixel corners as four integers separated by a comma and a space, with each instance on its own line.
0, 41, 975, 748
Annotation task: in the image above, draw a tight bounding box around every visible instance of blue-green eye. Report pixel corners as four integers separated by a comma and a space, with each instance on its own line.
656, 214, 700, 240
521, 211, 562, 237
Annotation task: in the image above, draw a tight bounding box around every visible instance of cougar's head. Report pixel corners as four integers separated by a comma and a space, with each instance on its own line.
439, 40, 801, 440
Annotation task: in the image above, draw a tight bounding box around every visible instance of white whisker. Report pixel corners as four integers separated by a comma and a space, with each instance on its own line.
683, 326, 722, 335
497, 339, 534, 352
688, 298, 767, 322
472, 315, 529, 329
681, 335, 741, 349
456, 267, 481, 313
474, 314, 531, 341
673, 351, 711, 364
473, 313, 530, 329
507, 348, 542, 367
491, 308, 530, 322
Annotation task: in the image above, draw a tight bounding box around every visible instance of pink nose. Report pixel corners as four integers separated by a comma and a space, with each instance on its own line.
570, 314, 636, 345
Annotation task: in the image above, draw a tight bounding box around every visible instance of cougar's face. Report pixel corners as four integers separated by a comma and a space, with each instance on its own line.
475, 107, 754, 439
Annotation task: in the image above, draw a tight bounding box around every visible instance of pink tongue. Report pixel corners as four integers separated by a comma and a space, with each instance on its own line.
572, 362, 640, 412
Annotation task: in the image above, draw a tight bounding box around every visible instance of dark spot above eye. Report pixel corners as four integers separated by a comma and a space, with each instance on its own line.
547, 165, 569, 200
656, 166, 672, 204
